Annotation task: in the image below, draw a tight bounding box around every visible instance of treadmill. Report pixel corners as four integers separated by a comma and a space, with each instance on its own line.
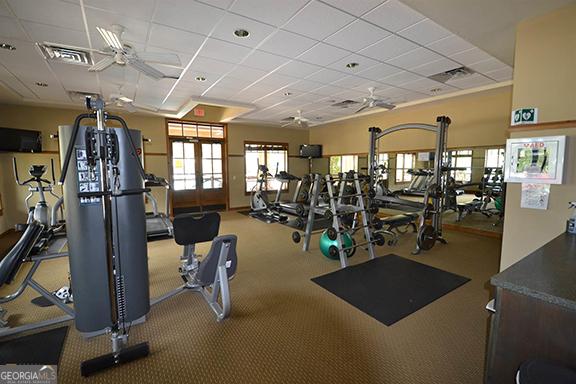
145, 174, 173, 239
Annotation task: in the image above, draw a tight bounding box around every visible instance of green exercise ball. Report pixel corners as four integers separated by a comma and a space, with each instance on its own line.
494, 197, 503, 212
319, 230, 354, 260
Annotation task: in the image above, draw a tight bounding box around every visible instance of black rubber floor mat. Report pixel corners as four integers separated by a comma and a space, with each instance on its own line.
312, 254, 470, 326
0, 326, 68, 365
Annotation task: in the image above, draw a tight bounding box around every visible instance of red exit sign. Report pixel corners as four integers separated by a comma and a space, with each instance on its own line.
193, 108, 205, 117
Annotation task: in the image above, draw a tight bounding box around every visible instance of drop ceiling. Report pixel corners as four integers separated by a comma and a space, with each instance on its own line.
0, 0, 515, 126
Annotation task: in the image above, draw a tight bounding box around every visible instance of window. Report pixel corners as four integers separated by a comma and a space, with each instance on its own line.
485, 148, 505, 168
168, 121, 224, 139
395, 153, 415, 183
201, 143, 223, 189
245, 143, 288, 192
172, 141, 196, 191
448, 150, 473, 183
378, 153, 389, 180
329, 155, 358, 175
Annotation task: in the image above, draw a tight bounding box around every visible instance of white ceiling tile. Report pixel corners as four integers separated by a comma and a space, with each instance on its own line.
450, 47, 493, 66
0, 15, 27, 39
178, 77, 219, 95
311, 84, 345, 96
426, 34, 475, 56
227, 65, 268, 82
356, 63, 401, 81
144, 45, 191, 68
305, 68, 345, 84
50, 63, 99, 92
410, 58, 461, 76
422, 84, 458, 96
274, 60, 322, 78
283, 1, 355, 41
397, 18, 451, 46
84, 0, 156, 21
327, 54, 379, 74
289, 79, 325, 92
320, 0, 383, 16
380, 70, 422, 86
195, 0, 235, 10
0, 72, 37, 99
259, 30, 317, 58
242, 50, 288, 71
199, 38, 252, 64
97, 64, 140, 85
211, 13, 275, 48
485, 66, 513, 82
331, 75, 373, 88
385, 48, 442, 70
358, 35, 419, 62
152, 0, 224, 36
324, 19, 390, 52
7, 0, 84, 30
297, 43, 348, 66
333, 88, 367, 100
468, 58, 508, 73
257, 72, 298, 88
148, 24, 205, 55
185, 56, 235, 78
447, 73, 495, 89
204, 87, 240, 99
86, 8, 150, 45
362, 0, 425, 32
229, 0, 308, 27
22, 21, 89, 47
400, 77, 444, 92
0, 1, 12, 16
215, 75, 254, 90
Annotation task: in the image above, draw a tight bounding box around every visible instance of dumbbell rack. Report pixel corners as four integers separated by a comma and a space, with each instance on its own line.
325, 172, 376, 268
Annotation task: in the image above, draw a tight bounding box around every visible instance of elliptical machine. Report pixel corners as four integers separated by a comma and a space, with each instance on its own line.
249, 163, 287, 223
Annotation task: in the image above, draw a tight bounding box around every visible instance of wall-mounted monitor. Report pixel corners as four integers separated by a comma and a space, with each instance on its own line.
504, 135, 566, 184
0, 128, 42, 153
299, 144, 322, 158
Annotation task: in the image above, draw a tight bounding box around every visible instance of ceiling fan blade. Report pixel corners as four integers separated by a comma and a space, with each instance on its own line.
374, 100, 396, 110
126, 57, 165, 80
96, 27, 123, 50
131, 103, 158, 112
281, 121, 294, 127
88, 56, 116, 72
123, 103, 137, 113
355, 104, 369, 114
135, 52, 182, 67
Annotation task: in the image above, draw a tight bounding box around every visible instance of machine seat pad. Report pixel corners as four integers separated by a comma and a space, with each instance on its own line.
173, 212, 220, 245
197, 235, 238, 285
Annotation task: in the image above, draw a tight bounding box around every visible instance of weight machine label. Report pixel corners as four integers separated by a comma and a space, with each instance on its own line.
76, 148, 101, 205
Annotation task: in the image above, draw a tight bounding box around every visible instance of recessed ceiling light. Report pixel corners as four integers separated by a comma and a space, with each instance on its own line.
345, 62, 359, 69
284, 92, 292, 96
234, 29, 250, 38
0, 43, 16, 51
430, 88, 442, 93
195, 76, 206, 82
35, 82, 48, 87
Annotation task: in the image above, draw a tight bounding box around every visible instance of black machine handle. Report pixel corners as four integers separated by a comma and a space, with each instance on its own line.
59, 113, 96, 184
106, 115, 147, 181
77, 188, 150, 199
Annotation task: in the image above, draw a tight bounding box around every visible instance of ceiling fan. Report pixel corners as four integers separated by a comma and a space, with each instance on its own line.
355, 87, 396, 113
282, 110, 309, 128
89, 24, 181, 80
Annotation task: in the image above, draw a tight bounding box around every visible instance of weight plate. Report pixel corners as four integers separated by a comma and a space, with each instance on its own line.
295, 204, 306, 217
346, 238, 356, 258
292, 231, 301, 244
373, 217, 383, 230
328, 245, 339, 259
374, 232, 385, 246
295, 218, 304, 230
327, 227, 338, 241
324, 209, 333, 220
417, 225, 437, 251
368, 189, 376, 199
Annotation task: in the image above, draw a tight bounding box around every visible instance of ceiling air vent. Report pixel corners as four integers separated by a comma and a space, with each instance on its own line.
36, 43, 92, 66
331, 99, 359, 108
428, 66, 475, 83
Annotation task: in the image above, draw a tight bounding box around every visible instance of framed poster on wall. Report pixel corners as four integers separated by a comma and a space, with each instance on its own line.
504, 135, 566, 184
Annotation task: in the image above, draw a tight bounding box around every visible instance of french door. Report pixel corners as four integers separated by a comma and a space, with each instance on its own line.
170, 138, 226, 213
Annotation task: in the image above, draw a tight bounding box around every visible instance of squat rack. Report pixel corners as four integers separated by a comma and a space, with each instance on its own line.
367, 116, 451, 254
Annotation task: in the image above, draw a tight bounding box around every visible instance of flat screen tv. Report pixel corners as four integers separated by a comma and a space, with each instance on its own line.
299, 144, 322, 158
0, 128, 42, 152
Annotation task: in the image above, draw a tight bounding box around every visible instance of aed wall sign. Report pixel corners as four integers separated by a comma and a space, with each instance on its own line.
511, 108, 538, 126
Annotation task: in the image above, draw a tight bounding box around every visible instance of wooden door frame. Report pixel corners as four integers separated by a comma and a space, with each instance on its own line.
165, 119, 229, 216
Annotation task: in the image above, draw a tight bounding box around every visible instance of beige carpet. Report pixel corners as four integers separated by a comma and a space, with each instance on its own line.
0, 212, 501, 383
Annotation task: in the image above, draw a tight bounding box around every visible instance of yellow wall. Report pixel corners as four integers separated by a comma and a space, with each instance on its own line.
0, 104, 309, 232
309, 86, 512, 156
500, 3, 576, 269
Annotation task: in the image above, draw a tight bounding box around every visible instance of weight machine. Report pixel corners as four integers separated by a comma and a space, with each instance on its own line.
368, 116, 451, 254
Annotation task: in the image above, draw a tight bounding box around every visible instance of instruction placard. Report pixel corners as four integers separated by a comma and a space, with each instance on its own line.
520, 183, 550, 210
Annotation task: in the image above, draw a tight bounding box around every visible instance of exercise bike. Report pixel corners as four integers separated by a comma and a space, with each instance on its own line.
249, 164, 288, 223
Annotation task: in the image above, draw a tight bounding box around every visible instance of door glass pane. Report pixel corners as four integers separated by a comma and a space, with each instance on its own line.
213, 175, 223, 189
173, 159, 184, 174
184, 142, 195, 158
184, 159, 195, 173
198, 125, 211, 137
202, 159, 212, 174
168, 123, 182, 136
212, 143, 222, 158
203, 176, 213, 189
202, 143, 212, 158
172, 142, 183, 158
213, 160, 222, 174
185, 179, 196, 190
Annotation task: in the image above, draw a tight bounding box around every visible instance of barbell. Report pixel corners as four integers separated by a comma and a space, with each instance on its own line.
327, 232, 386, 258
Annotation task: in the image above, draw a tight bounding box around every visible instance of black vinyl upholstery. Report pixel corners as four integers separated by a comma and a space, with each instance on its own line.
197, 235, 238, 285
0, 223, 43, 286
173, 212, 220, 245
